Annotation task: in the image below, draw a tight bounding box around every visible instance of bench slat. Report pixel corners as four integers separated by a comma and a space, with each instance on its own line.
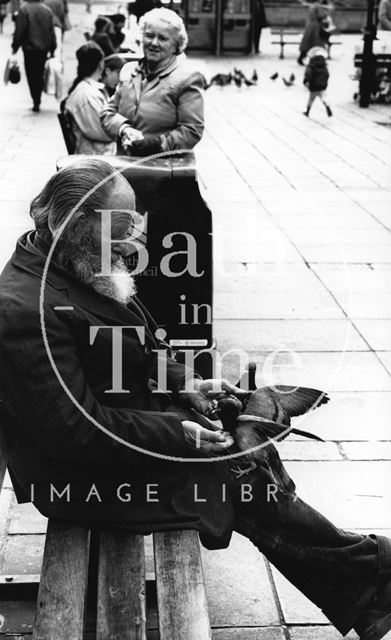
0, 413, 8, 494
97, 531, 146, 640
33, 520, 90, 640
154, 530, 211, 640
0, 443, 6, 494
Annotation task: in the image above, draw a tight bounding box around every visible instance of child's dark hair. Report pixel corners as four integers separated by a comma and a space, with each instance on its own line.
68, 42, 104, 95
95, 16, 110, 31
110, 13, 126, 26
104, 54, 125, 72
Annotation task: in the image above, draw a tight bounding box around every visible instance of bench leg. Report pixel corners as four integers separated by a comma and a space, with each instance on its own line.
33, 520, 90, 640
280, 43, 285, 59
154, 530, 212, 640
97, 531, 146, 640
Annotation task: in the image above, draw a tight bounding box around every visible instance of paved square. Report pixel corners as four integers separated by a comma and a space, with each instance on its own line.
0, 3, 390, 638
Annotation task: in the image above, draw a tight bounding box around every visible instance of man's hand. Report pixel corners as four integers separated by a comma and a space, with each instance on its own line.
182, 420, 234, 455
179, 379, 247, 417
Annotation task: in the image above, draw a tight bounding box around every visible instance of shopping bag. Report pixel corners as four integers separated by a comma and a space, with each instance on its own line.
43, 57, 62, 99
3, 57, 20, 85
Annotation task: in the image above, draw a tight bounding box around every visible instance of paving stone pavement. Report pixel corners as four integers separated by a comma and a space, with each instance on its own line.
0, 3, 391, 638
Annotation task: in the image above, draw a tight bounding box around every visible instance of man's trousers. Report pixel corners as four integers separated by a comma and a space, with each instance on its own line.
23, 49, 48, 109
232, 463, 391, 636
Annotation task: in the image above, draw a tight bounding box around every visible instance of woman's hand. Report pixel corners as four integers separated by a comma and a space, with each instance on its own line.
179, 378, 247, 417
182, 420, 234, 455
131, 134, 163, 157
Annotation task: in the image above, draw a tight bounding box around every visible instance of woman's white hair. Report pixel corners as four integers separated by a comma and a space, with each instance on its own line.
140, 7, 188, 54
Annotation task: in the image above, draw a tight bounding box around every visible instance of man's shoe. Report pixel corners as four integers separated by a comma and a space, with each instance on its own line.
32, 104, 40, 113
354, 578, 391, 640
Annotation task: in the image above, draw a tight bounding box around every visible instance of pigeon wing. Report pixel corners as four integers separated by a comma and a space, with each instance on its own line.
267, 386, 329, 418
236, 415, 324, 443
243, 388, 280, 422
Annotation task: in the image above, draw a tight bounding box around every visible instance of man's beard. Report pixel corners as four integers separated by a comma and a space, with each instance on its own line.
56, 240, 137, 305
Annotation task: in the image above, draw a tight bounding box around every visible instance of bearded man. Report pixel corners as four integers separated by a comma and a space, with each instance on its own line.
0, 159, 390, 640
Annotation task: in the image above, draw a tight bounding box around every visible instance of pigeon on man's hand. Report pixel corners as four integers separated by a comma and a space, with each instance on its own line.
215, 364, 329, 491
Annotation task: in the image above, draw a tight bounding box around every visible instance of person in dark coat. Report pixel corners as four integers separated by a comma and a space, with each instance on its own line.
298, 0, 333, 64
108, 13, 126, 50
0, 158, 236, 548
303, 46, 332, 116
253, 0, 268, 54
91, 16, 115, 57
43, 0, 65, 30
1, 159, 391, 640
11, 0, 56, 111
128, 0, 160, 22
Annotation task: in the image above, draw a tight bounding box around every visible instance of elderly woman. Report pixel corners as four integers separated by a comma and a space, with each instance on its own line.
100, 7, 204, 157
65, 42, 116, 155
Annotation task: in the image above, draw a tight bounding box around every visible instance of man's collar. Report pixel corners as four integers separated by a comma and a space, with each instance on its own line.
12, 232, 158, 342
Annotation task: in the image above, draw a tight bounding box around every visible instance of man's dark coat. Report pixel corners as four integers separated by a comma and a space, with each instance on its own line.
0, 233, 233, 548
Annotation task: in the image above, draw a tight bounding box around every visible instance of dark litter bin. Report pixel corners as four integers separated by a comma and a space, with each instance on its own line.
56, 152, 214, 377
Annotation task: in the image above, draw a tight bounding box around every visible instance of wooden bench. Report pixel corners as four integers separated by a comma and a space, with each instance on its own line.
354, 52, 391, 71
270, 27, 342, 59
353, 52, 391, 104
0, 420, 212, 639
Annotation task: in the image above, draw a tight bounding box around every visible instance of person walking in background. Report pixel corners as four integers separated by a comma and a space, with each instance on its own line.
303, 46, 333, 116
129, 0, 161, 23
109, 14, 126, 50
91, 17, 115, 56
43, 0, 67, 61
0, 0, 9, 34
64, 42, 116, 154
298, 0, 333, 65
11, 0, 56, 112
253, 0, 268, 54
378, 0, 391, 29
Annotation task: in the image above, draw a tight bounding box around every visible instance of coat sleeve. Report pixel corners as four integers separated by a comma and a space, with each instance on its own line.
49, 13, 57, 53
0, 303, 189, 469
303, 65, 313, 85
68, 90, 114, 142
132, 296, 202, 393
161, 71, 205, 151
100, 86, 131, 139
12, 9, 28, 53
